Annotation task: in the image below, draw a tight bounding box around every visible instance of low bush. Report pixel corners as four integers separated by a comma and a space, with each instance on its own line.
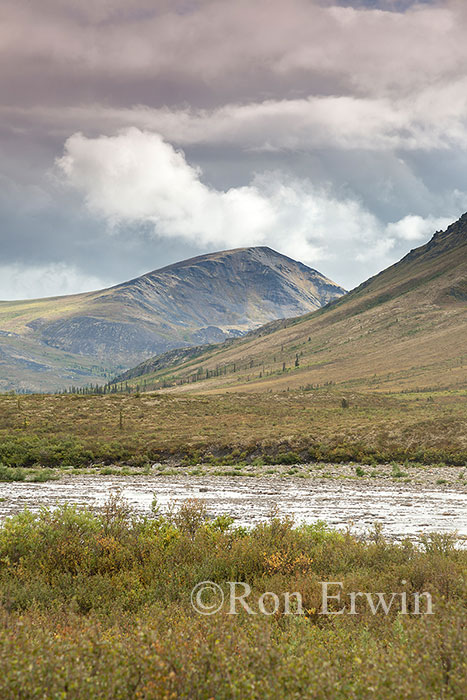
0, 498, 465, 697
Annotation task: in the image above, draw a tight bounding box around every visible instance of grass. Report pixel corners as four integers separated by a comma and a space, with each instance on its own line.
0, 388, 465, 469
0, 464, 61, 482
391, 463, 409, 479
0, 220, 464, 698
0, 496, 464, 698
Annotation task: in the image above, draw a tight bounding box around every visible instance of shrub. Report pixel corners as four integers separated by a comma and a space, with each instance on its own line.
0, 498, 464, 698
275, 452, 301, 465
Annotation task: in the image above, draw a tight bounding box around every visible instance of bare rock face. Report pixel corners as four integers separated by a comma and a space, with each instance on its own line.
0, 247, 345, 391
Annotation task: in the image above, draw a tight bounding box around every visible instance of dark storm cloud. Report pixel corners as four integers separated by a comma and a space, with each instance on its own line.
1, 0, 466, 297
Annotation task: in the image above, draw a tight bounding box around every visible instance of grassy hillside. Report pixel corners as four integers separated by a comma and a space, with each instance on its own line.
118, 214, 467, 394
0, 247, 344, 393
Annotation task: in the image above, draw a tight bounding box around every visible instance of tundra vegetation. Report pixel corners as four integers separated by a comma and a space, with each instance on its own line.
0, 389, 465, 473
0, 496, 465, 698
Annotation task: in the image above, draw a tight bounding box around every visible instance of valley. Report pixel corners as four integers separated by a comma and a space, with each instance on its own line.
114, 214, 467, 395
0, 220, 465, 700
3, 3, 467, 696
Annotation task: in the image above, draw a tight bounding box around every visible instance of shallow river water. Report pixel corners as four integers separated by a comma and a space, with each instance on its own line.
0, 473, 466, 542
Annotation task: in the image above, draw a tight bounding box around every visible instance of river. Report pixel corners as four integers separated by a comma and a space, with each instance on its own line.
0, 472, 466, 542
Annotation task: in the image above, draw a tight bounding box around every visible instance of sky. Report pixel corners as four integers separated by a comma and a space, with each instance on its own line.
1, 0, 467, 298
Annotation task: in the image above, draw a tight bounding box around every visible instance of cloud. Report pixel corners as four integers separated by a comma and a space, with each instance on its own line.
2, 0, 467, 298
57, 128, 276, 248
0, 263, 104, 301
56, 128, 455, 288
385, 214, 452, 242
6, 72, 467, 156
2, 0, 467, 110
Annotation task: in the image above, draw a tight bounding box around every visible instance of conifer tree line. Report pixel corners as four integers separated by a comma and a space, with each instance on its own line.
58, 339, 314, 395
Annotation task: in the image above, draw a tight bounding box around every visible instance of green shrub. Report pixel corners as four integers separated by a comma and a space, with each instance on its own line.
0, 464, 26, 482
275, 451, 301, 465
0, 498, 464, 698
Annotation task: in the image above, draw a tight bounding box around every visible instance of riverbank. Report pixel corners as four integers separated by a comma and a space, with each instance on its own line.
2, 459, 466, 486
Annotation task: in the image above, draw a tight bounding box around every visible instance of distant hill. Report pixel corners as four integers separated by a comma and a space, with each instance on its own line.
116, 214, 467, 394
0, 247, 345, 392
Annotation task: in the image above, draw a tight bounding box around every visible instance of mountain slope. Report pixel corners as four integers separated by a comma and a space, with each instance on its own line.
0, 247, 345, 392
117, 214, 467, 394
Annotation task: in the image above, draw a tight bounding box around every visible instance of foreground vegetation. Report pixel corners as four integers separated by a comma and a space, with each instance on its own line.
0, 497, 464, 698
0, 389, 466, 469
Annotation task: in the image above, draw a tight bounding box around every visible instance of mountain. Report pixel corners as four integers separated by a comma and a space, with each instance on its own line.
115, 214, 467, 394
0, 247, 345, 392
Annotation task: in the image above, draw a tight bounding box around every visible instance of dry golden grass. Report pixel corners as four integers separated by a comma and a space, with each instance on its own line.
0, 388, 465, 466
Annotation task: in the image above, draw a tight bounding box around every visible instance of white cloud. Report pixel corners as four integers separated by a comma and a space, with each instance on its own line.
0, 263, 105, 300
10, 74, 467, 156
57, 128, 276, 248
2, 0, 467, 300
385, 214, 453, 242
56, 128, 456, 288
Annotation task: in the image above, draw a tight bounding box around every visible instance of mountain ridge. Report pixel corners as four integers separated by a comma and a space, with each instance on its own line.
115, 214, 467, 394
0, 247, 345, 392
